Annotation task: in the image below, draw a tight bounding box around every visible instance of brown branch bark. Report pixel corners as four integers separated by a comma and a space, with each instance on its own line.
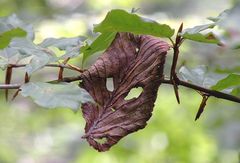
10, 63, 83, 72
170, 23, 184, 104
0, 76, 82, 89
0, 84, 21, 89
161, 79, 240, 103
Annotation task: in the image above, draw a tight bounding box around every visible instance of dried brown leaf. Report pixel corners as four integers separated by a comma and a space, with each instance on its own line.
80, 33, 170, 151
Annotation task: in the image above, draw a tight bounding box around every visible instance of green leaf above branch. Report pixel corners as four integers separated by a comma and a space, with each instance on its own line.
81, 9, 175, 65
94, 9, 175, 38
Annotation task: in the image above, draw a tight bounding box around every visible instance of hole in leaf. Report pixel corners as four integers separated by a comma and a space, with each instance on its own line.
111, 107, 116, 112
106, 77, 114, 92
94, 137, 107, 145
124, 87, 143, 100
135, 47, 139, 53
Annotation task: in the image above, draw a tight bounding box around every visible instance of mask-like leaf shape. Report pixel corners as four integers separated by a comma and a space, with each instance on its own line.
80, 33, 170, 152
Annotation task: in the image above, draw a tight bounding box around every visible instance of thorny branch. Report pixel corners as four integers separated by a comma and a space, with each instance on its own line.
170, 23, 184, 104
3, 63, 84, 100
161, 79, 240, 103
10, 63, 84, 73
166, 22, 240, 119
0, 75, 239, 104
0, 31, 239, 110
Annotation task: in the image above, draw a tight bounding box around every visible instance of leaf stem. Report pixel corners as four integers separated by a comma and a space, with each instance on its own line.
168, 37, 174, 46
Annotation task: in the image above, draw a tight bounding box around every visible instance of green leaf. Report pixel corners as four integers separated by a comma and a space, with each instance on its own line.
39, 36, 86, 59
231, 87, 240, 96
81, 9, 174, 64
182, 23, 215, 34
216, 5, 240, 48
179, 65, 222, 88
20, 82, 93, 111
215, 66, 240, 74
179, 65, 208, 86
9, 38, 57, 74
0, 37, 57, 73
205, 5, 240, 48
181, 23, 219, 44
216, 6, 240, 29
0, 28, 27, 49
0, 15, 39, 70
0, 14, 34, 40
211, 74, 240, 91
0, 48, 21, 70
94, 9, 174, 38
39, 36, 85, 50
0, 57, 8, 70
182, 32, 219, 44
26, 53, 55, 74
81, 32, 116, 64
207, 9, 230, 22
60, 46, 81, 59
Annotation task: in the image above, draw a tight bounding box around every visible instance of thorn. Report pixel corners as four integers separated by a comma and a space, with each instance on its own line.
63, 57, 70, 64
195, 95, 209, 121
176, 23, 184, 44
5, 66, 13, 102
178, 23, 184, 33
24, 72, 30, 83
58, 58, 71, 81
11, 89, 20, 101
195, 106, 204, 121
5, 89, 8, 102
174, 85, 180, 104
172, 78, 180, 104
58, 67, 64, 81
67, 64, 84, 73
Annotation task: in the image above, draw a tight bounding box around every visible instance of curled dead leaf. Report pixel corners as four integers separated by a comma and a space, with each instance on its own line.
80, 32, 170, 151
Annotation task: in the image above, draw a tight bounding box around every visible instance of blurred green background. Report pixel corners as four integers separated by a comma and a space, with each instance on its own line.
0, 0, 240, 163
